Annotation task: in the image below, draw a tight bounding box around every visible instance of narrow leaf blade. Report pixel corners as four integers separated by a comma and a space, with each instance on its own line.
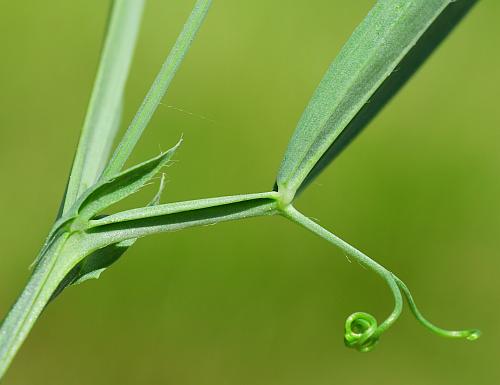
102, 0, 212, 179
276, 0, 477, 198
74, 141, 180, 225
63, 0, 145, 214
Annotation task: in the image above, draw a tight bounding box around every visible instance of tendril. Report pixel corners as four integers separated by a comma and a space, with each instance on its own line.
393, 275, 481, 341
344, 312, 379, 352
342, 272, 481, 353
281, 205, 481, 353
343, 264, 402, 352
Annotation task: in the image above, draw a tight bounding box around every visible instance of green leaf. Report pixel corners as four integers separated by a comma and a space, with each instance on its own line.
101, 0, 212, 179
62, 0, 145, 214
72, 140, 180, 228
276, 0, 477, 200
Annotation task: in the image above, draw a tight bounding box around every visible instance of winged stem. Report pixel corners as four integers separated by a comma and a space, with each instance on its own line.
0, 190, 279, 378
0, 234, 70, 377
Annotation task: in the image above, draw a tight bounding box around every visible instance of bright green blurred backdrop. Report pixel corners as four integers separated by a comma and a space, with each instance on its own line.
0, 1, 499, 384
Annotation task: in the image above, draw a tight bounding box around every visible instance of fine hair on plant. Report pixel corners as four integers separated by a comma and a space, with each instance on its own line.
0, 0, 480, 379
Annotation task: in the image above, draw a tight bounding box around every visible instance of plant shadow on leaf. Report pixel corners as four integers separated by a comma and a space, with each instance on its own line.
49, 240, 133, 302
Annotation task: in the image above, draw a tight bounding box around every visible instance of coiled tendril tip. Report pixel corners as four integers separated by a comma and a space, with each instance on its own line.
461, 329, 481, 341
342, 275, 482, 352
344, 312, 380, 353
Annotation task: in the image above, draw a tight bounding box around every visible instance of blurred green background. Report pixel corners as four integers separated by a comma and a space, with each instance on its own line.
0, 1, 498, 384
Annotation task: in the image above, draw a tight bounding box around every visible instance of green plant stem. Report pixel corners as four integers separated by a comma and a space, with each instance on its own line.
0, 191, 278, 379
281, 205, 403, 337
84, 193, 279, 249
0, 234, 71, 378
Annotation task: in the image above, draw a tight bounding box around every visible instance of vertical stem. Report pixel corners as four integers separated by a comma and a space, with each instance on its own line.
0, 234, 70, 379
